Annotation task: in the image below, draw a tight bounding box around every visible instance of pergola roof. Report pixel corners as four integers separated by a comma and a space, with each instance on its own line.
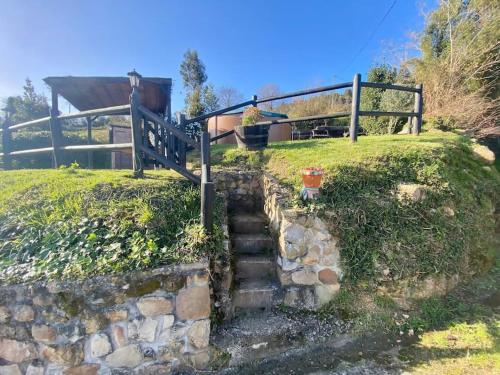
43, 76, 172, 115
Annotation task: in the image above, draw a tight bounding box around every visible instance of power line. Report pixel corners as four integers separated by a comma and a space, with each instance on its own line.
339, 0, 398, 78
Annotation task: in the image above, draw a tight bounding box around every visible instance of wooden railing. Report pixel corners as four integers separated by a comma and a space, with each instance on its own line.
199, 73, 423, 144
0, 104, 131, 169
0, 72, 423, 234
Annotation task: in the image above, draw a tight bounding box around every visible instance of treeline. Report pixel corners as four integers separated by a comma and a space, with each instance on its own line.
413, 0, 499, 137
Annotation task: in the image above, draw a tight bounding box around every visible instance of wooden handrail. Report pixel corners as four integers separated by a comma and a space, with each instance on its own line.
61, 143, 132, 151
138, 105, 200, 150
9, 147, 54, 156
139, 144, 200, 184
256, 82, 353, 104
359, 110, 418, 117
210, 129, 235, 143
8, 116, 51, 131
7, 104, 131, 132
361, 82, 422, 93
184, 100, 255, 125
58, 104, 131, 121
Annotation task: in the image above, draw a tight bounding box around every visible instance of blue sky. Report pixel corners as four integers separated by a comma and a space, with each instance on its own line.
0, 0, 435, 112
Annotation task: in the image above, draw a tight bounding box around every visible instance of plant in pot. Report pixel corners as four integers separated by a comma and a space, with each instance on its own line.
234, 107, 270, 150
300, 167, 324, 200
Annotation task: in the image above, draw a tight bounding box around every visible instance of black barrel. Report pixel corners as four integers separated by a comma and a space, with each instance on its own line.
234, 124, 270, 151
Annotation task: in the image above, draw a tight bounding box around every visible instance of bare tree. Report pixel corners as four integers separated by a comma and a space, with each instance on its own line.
217, 86, 244, 108
257, 84, 281, 111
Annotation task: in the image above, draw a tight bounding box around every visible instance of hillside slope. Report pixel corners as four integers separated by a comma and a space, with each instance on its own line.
212, 132, 499, 282
0, 168, 223, 283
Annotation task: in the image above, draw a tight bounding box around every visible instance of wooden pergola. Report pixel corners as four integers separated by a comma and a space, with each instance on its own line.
44, 76, 172, 168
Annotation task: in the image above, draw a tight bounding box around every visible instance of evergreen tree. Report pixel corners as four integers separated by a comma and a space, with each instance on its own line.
5, 78, 50, 124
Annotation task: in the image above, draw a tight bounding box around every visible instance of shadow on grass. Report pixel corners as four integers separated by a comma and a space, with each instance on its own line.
398, 262, 500, 372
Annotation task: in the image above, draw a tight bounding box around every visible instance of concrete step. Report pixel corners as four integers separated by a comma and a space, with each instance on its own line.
235, 255, 275, 280
232, 234, 273, 255
233, 279, 279, 309
230, 213, 268, 234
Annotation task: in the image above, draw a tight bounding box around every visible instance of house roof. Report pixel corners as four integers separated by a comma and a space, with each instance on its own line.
43, 76, 172, 115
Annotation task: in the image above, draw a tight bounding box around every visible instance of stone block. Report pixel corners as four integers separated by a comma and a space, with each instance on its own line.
32, 324, 57, 344
89, 333, 112, 358
158, 315, 175, 331
135, 363, 172, 374
0, 364, 22, 375
26, 365, 44, 375
318, 268, 338, 285
0, 338, 37, 362
0, 306, 11, 323
138, 318, 158, 342
105, 345, 143, 368
472, 144, 495, 164
291, 269, 318, 285
105, 309, 128, 322
301, 245, 321, 265
187, 319, 210, 349
13, 305, 34, 322
315, 284, 340, 306
277, 268, 293, 286
176, 286, 210, 321
63, 364, 100, 375
282, 223, 305, 244
33, 295, 53, 306
396, 183, 428, 203
111, 324, 128, 348
280, 241, 307, 260
185, 350, 210, 369
40, 343, 84, 366
159, 341, 182, 361
283, 287, 315, 309
136, 297, 173, 317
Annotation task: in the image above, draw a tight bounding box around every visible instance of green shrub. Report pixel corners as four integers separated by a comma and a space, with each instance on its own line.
424, 116, 456, 131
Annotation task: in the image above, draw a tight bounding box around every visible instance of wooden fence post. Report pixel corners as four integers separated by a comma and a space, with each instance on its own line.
129, 85, 144, 177
49, 90, 64, 167
1, 116, 12, 170
200, 131, 214, 233
413, 84, 423, 135
86, 116, 93, 169
177, 113, 187, 168
349, 73, 361, 143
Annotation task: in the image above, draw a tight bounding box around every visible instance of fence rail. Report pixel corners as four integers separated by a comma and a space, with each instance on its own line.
1, 72, 423, 235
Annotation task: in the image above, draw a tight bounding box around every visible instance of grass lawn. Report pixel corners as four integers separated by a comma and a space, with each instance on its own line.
211, 132, 477, 186
0, 168, 223, 284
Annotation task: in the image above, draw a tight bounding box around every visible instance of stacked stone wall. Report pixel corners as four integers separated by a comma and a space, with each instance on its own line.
0, 263, 211, 374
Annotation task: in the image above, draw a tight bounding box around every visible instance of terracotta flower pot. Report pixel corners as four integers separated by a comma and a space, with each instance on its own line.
302, 167, 324, 188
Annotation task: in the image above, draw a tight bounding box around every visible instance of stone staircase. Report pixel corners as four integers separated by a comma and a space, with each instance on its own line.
229, 212, 281, 313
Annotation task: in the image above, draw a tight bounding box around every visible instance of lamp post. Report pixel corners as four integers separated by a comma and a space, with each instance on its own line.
128, 69, 144, 177
128, 69, 142, 89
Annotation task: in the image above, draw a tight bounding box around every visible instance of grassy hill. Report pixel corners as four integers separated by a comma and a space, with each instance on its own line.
211, 132, 499, 282
0, 168, 223, 284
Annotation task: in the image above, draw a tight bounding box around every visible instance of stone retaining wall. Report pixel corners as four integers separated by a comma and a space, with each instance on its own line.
262, 173, 343, 310
214, 170, 263, 213
0, 263, 211, 374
